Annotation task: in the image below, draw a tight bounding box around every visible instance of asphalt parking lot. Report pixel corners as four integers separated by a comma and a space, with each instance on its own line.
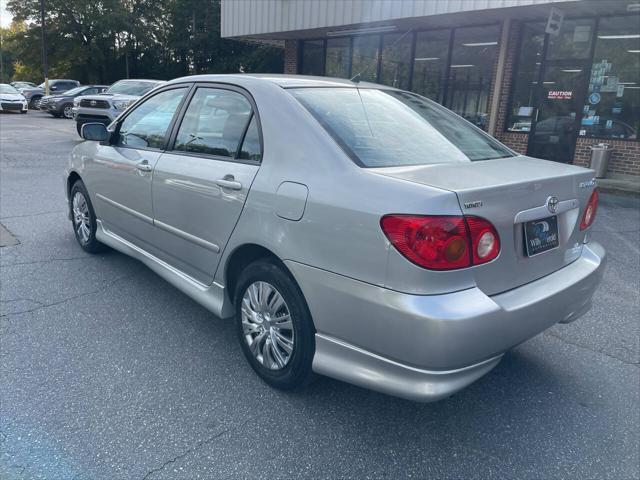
1, 111, 639, 480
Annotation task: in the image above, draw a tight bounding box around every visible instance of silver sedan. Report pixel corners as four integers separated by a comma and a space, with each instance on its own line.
64, 75, 605, 402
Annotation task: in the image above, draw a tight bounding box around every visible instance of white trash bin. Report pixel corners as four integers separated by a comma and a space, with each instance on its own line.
589, 143, 613, 178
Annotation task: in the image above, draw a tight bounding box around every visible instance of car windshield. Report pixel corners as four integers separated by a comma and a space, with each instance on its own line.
0, 84, 20, 95
106, 81, 160, 96
63, 86, 88, 96
290, 87, 514, 167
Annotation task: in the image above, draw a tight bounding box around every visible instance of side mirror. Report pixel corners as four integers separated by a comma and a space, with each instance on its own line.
81, 123, 110, 142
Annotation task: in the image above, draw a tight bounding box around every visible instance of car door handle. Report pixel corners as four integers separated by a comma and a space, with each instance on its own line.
136, 162, 153, 172
216, 178, 242, 190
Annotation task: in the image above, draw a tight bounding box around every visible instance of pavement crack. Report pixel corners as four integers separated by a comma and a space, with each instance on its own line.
545, 331, 639, 367
0, 210, 65, 220
141, 418, 254, 480
2, 256, 90, 267
0, 273, 138, 318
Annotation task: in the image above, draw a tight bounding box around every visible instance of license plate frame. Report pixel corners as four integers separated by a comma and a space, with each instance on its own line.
524, 215, 559, 257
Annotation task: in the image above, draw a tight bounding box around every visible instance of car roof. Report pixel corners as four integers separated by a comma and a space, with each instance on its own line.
167, 73, 394, 90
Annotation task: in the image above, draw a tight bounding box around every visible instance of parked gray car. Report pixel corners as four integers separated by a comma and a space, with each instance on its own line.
20, 79, 80, 109
72, 79, 164, 136
64, 75, 605, 402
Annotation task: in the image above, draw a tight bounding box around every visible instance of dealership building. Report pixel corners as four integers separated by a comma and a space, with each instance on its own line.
222, 0, 640, 177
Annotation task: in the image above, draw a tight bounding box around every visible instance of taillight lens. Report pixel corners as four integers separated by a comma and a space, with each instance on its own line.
580, 188, 599, 230
466, 216, 501, 265
380, 215, 500, 270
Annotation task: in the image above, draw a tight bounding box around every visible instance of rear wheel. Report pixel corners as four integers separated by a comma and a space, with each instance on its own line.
69, 180, 107, 253
234, 260, 315, 390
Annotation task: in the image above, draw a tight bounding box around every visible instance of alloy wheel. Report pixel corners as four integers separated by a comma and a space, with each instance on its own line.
241, 281, 294, 370
63, 105, 73, 119
72, 191, 91, 245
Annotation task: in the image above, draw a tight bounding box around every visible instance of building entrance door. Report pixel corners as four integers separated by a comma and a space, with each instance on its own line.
526, 62, 587, 163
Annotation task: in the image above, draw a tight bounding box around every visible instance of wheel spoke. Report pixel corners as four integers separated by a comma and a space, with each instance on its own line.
267, 290, 285, 315
269, 331, 287, 367
272, 330, 294, 354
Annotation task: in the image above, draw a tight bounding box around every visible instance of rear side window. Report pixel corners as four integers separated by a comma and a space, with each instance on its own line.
290, 87, 513, 167
115, 87, 188, 149
173, 88, 253, 158
237, 115, 262, 161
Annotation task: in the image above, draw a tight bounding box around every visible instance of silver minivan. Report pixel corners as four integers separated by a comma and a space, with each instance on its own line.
64, 75, 605, 402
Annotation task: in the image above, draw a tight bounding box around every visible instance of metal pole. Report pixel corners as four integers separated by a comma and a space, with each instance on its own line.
40, 0, 49, 95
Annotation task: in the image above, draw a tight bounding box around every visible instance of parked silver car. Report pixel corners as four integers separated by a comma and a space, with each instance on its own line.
72, 79, 164, 136
64, 75, 605, 402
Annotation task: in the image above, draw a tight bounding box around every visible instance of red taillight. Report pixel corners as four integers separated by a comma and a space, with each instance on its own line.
380, 215, 500, 270
580, 188, 599, 230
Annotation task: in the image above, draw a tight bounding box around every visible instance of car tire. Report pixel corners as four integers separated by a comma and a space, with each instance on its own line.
21, 110, 27, 114
76, 122, 83, 137
69, 180, 108, 254
234, 259, 315, 390
29, 96, 42, 109
62, 104, 74, 119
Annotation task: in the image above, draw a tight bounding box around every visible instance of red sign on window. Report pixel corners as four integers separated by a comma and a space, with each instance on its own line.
548, 90, 573, 100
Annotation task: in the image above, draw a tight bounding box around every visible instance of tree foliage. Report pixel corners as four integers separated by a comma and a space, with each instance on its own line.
1, 0, 283, 83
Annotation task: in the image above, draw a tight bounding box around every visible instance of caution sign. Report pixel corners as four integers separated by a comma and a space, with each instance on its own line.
548, 90, 573, 100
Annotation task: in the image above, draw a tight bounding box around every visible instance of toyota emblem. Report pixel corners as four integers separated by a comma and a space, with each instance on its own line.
546, 196, 559, 214
90, 100, 96, 106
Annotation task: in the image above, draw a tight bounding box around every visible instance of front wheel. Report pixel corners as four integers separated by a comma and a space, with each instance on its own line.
62, 104, 74, 119
234, 260, 315, 390
29, 96, 42, 109
69, 180, 107, 253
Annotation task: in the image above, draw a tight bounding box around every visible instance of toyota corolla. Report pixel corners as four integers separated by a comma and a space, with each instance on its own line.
64, 75, 605, 402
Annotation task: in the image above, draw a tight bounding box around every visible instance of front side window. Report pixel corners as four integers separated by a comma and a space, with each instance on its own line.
115, 87, 187, 149
290, 87, 513, 168
582, 16, 639, 140
173, 88, 252, 158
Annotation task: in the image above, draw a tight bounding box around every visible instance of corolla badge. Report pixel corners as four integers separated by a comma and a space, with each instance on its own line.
546, 196, 559, 214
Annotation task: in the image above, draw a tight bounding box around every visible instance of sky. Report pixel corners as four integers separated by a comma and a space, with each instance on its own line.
0, 0, 12, 28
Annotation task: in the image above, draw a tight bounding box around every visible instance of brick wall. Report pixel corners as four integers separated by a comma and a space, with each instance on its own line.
574, 138, 640, 176
284, 40, 299, 74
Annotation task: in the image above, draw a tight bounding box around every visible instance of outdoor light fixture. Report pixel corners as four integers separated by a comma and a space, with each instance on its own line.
562, 69, 582, 73
628, 49, 640, 53
414, 57, 440, 61
326, 25, 396, 36
450, 64, 474, 68
462, 42, 498, 47
597, 34, 640, 39
619, 82, 637, 85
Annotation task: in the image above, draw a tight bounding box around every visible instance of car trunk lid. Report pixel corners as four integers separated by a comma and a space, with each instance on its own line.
373, 156, 596, 295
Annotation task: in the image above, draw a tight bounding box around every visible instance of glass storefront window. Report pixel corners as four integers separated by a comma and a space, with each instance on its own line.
446, 25, 500, 129
326, 37, 351, 78
412, 30, 451, 102
351, 35, 380, 83
301, 40, 324, 76
379, 32, 413, 89
507, 23, 545, 132
581, 16, 639, 140
547, 18, 595, 60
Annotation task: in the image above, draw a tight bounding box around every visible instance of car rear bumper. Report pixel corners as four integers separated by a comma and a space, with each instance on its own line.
286, 241, 606, 402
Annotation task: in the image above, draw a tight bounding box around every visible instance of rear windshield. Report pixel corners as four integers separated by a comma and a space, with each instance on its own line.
107, 81, 160, 96
290, 87, 514, 167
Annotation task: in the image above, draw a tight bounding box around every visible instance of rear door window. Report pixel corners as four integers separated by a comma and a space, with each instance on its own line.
173, 87, 253, 158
